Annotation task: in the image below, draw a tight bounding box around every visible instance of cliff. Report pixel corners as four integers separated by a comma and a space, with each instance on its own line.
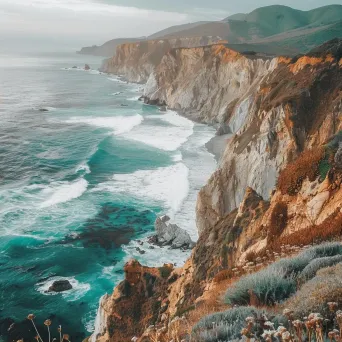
77, 38, 143, 57
90, 39, 342, 342
99, 37, 224, 83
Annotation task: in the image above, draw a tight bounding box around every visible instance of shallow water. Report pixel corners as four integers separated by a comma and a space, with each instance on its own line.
0, 52, 216, 340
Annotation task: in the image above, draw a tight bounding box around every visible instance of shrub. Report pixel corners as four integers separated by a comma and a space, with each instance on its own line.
158, 266, 172, 278
225, 267, 296, 306
277, 148, 324, 195
225, 243, 342, 306
193, 306, 286, 342
299, 254, 342, 282
285, 263, 342, 317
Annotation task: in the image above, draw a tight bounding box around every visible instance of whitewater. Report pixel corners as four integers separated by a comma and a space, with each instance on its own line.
0, 52, 216, 340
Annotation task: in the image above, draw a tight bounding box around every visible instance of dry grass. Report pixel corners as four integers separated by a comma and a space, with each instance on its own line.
277, 148, 324, 195
274, 211, 342, 247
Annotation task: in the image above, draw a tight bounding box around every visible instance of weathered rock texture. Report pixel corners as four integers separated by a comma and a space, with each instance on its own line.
152, 216, 194, 249
99, 37, 224, 83
91, 39, 342, 342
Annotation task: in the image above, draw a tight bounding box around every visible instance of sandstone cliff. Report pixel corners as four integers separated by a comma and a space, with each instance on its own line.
99, 37, 224, 83
91, 39, 342, 342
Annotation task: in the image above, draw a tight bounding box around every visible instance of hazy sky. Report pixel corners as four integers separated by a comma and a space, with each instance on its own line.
0, 0, 341, 51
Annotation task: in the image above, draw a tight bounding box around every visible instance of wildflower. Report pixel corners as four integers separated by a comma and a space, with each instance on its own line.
44, 319, 52, 326
245, 316, 255, 323
328, 302, 338, 312
292, 320, 303, 328
283, 309, 293, 318
63, 334, 70, 341
27, 314, 35, 320
264, 321, 275, 328
241, 328, 249, 336
336, 310, 342, 325
282, 331, 292, 341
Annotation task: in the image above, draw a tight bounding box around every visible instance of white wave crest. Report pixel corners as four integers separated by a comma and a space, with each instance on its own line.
123, 111, 193, 151
127, 96, 140, 101
107, 77, 127, 84
65, 114, 143, 135
40, 178, 88, 208
36, 276, 90, 301
76, 164, 91, 174
94, 163, 189, 217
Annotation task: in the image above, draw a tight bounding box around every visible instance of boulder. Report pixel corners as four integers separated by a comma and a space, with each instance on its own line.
84, 64, 90, 70
48, 279, 72, 292
153, 216, 194, 249
159, 105, 167, 112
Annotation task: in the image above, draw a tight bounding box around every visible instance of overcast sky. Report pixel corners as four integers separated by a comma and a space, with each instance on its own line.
0, 0, 341, 52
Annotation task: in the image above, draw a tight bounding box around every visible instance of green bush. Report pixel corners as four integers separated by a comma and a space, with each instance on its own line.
299, 254, 342, 282
225, 268, 296, 306
193, 306, 286, 342
225, 243, 342, 306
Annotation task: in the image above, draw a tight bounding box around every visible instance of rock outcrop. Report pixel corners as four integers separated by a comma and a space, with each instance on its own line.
48, 280, 72, 292
100, 37, 223, 83
151, 216, 194, 249
90, 39, 342, 342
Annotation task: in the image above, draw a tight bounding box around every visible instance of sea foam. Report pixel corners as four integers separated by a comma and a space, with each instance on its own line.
94, 163, 189, 218
40, 178, 88, 208
123, 111, 194, 151
65, 114, 143, 135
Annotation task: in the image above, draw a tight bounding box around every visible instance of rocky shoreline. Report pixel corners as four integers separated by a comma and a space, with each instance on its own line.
89, 38, 342, 342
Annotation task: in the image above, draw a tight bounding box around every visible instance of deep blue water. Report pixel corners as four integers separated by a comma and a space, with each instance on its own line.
0, 52, 216, 341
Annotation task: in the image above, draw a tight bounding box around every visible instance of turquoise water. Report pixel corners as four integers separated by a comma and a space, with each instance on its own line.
0, 53, 216, 341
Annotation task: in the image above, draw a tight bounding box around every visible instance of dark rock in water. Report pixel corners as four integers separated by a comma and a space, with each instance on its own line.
159, 105, 167, 112
135, 247, 145, 255
84, 64, 90, 70
72, 66, 77, 68
39, 108, 49, 112
148, 246, 155, 249
48, 280, 72, 292
138, 96, 144, 101
120, 104, 128, 107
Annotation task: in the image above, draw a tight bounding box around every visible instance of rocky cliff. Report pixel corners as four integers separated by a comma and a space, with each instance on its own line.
90, 38, 342, 342
99, 36, 224, 83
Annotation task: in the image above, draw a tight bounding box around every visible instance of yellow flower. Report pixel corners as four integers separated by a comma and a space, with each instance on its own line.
27, 314, 35, 320
44, 319, 52, 326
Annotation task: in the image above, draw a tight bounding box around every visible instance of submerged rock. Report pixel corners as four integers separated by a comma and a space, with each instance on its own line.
72, 66, 77, 69
39, 108, 49, 112
151, 216, 194, 249
84, 64, 90, 70
48, 279, 72, 292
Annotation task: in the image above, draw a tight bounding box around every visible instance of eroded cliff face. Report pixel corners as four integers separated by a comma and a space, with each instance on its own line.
91, 39, 342, 342
100, 37, 224, 83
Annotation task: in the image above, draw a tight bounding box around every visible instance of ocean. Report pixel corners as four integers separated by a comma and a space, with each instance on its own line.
0, 52, 216, 340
